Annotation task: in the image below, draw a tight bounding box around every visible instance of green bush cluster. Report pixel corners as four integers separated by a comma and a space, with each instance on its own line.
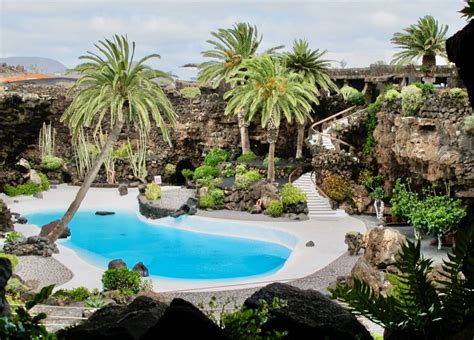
449, 87, 468, 99
234, 170, 262, 190
362, 95, 382, 156
53, 286, 91, 302
3, 173, 49, 196
193, 165, 220, 180
266, 199, 284, 217
84, 294, 107, 308
464, 115, 474, 135
321, 174, 352, 201
145, 183, 161, 200
6, 277, 29, 296
361, 174, 384, 200
221, 163, 235, 177
340, 85, 365, 105
164, 163, 176, 176
209, 188, 225, 205
413, 81, 435, 96
40, 155, 64, 171
0, 253, 19, 270
199, 194, 215, 209
401, 85, 424, 116
280, 183, 307, 206
237, 151, 258, 162
113, 142, 132, 158
5, 231, 24, 244
235, 163, 248, 175
263, 155, 281, 167
102, 268, 142, 295
181, 168, 194, 179
38, 172, 50, 191
179, 86, 201, 101
197, 176, 223, 189
204, 148, 230, 167
384, 89, 401, 102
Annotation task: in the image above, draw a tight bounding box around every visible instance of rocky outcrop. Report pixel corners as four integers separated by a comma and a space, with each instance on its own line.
447, 20, 474, 108
244, 282, 371, 340
0, 199, 13, 232
373, 94, 473, 191
3, 236, 59, 257
0, 258, 13, 316
138, 189, 196, 219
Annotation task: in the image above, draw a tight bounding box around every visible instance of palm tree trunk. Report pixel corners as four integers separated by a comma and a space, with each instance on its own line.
45, 119, 124, 243
238, 110, 251, 154
296, 121, 306, 159
266, 119, 279, 182
422, 54, 436, 68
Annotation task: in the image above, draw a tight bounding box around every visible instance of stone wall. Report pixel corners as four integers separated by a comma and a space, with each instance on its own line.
373, 94, 473, 192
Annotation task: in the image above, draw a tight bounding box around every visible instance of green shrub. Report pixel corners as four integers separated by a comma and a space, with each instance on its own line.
321, 174, 352, 201
234, 170, 262, 190
145, 183, 161, 200
4, 182, 42, 197
199, 194, 215, 209
362, 95, 382, 156
340, 85, 365, 105
40, 155, 64, 171
179, 86, 201, 102
53, 287, 91, 302
449, 87, 468, 99
221, 163, 235, 177
38, 172, 50, 191
414, 81, 435, 96
113, 142, 132, 158
237, 151, 257, 162
266, 200, 284, 217
401, 85, 424, 116
281, 183, 307, 206
204, 148, 230, 167
384, 89, 401, 102
0, 253, 19, 270
196, 176, 223, 189
5, 231, 24, 244
84, 295, 107, 308
235, 163, 248, 175
193, 165, 220, 180
464, 115, 474, 135
181, 168, 194, 179
209, 189, 225, 205
263, 156, 281, 167
6, 277, 29, 295
102, 268, 142, 295
390, 179, 418, 219
164, 163, 176, 176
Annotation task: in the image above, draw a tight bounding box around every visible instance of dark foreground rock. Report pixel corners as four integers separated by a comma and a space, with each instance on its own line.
132, 262, 149, 277
0, 199, 14, 232
0, 258, 13, 316
118, 183, 128, 196
95, 211, 115, 216
3, 236, 58, 257
39, 220, 71, 239
244, 283, 371, 340
57, 296, 168, 340
108, 259, 127, 270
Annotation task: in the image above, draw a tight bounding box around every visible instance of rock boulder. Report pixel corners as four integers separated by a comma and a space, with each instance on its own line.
0, 258, 13, 316
363, 226, 406, 269
108, 259, 127, 270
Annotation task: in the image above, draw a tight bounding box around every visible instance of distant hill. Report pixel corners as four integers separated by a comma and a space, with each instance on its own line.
0, 57, 67, 75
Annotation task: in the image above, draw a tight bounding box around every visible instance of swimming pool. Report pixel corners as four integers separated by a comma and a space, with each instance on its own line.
26, 211, 295, 280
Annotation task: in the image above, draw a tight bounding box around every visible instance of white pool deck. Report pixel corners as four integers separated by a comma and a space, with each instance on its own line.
1, 185, 366, 293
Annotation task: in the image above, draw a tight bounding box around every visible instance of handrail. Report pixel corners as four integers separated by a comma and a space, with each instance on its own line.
325, 134, 356, 151
310, 105, 357, 133
289, 163, 311, 183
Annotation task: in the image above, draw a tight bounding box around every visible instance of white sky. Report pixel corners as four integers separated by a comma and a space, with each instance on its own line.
0, 0, 469, 78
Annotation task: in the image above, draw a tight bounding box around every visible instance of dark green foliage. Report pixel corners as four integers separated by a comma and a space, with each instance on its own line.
204, 148, 230, 167
237, 151, 258, 162
4, 182, 42, 197
414, 82, 435, 96
0, 253, 19, 270
181, 168, 194, 179
280, 183, 306, 206
361, 174, 384, 200
199, 194, 216, 209
40, 155, 64, 171
330, 225, 474, 338
209, 188, 225, 205
5, 231, 24, 244
263, 156, 280, 167
196, 176, 223, 189
340, 85, 365, 106
363, 95, 382, 156
234, 170, 262, 189
38, 172, 50, 191
390, 179, 418, 218
102, 268, 142, 295
221, 163, 235, 177
53, 287, 91, 302
0, 285, 56, 339
266, 200, 284, 217
193, 165, 220, 180
460, 1, 474, 19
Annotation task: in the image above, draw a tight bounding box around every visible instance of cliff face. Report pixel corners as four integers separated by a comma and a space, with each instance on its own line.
373, 94, 473, 192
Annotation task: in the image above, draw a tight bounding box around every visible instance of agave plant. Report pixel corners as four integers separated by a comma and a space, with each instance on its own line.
391, 15, 448, 68
460, 1, 474, 19
284, 39, 337, 158
45, 35, 177, 242
224, 55, 318, 181
331, 225, 474, 339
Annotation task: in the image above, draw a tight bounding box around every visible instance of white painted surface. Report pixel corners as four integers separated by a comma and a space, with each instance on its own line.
3, 185, 365, 292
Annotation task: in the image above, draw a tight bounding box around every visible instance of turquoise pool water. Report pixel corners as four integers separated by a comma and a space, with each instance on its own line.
26, 211, 292, 280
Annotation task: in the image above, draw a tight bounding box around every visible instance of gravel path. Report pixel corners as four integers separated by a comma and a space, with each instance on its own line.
15, 255, 73, 290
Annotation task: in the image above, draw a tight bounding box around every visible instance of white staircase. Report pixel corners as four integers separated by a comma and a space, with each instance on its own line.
293, 173, 347, 219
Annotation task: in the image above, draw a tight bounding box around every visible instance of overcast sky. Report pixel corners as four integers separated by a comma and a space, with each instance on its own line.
0, 0, 469, 78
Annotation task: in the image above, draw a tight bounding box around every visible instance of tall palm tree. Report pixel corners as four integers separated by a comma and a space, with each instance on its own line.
198, 23, 261, 154
284, 39, 337, 159
45, 35, 177, 242
225, 55, 318, 182
390, 15, 448, 68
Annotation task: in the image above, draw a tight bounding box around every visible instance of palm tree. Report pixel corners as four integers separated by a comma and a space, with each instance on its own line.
390, 15, 448, 68
225, 55, 318, 182
45, 35, 177, 242
284, 39, 337, 159
198, 23, 261, 154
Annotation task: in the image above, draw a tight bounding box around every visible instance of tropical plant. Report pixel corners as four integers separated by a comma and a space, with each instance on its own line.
94, 129, 116, 184
72, 128, 99, 180
401, 84, 424, 116
331, 225, 474, 339
45, 35, 177, 242
198, 23, 263, 154
40, 155, 64, 171
284, 39, 338, 158
390, 179, 419, 219
363, 95, 382, 156
266, 199, 284, 217
199, 194, 215, 209
221, 163, 235, 177
234, 170, 262, 190
225, 55, 318, 181
414, 81, 435, 95
263, 155, 280, 167
145, 183, 161, 200
38, 122, 56, 159
193, 165, 220, 180
339, 85, 365, 105
84, 295, 107, 309
126, 131, 149, 181
53, 287, 90, 302
181, 168, 194, 179
235, 163, 248, 175
196, 176, 223, 189
237, 151, 258, 162
449, 87, 469, 99
321, 174, 352, 201
384, 89, 401, 102
204, 148, 230, 167
209, 188, 225, 205
3, 183, 42, 197
164, 163, 176, 177
280, 183, 307, 207
179, 86, 201, 105
5, 231, 24, 244
102, 268, 142, 295
390, 15, 448, 67
460, 1, 474, 19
